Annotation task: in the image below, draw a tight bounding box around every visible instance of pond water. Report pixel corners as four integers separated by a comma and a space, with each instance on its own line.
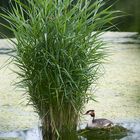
0, 121, 140, 140
0, 32, 140, 140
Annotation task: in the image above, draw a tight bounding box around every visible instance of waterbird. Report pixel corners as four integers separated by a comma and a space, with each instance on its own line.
84, 110, 113, 128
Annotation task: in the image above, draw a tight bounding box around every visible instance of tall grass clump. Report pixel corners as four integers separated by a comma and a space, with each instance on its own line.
0, 0, 118, 139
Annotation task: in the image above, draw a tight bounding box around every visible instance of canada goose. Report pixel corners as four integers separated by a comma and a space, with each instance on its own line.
84, 110, 113, 128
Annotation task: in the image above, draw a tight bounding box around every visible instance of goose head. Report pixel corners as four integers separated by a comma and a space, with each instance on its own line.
84, 110, 95, 118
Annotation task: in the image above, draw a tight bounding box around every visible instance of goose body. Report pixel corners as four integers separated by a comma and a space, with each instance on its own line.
85, 110, 113, 128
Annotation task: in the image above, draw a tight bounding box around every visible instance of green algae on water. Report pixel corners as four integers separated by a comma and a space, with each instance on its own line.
0, 138, 21, 140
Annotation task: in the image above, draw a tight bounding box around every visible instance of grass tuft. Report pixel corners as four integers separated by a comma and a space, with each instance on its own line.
0, 0, 119, 139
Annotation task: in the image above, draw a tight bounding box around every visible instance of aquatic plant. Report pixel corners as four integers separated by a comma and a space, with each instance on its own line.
0, 0, 118, 139
78, 125, 130, 139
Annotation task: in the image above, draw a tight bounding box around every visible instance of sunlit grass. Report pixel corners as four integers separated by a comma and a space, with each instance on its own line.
0, 0, 119, 139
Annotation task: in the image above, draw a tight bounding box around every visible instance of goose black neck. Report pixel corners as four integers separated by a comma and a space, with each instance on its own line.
92, 117, 95, 123
91, 113, 95, 123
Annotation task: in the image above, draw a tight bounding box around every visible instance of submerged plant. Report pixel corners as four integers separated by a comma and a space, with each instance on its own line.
0, 0, 118, 139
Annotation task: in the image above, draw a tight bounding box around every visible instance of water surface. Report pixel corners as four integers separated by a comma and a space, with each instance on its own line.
0, 32, 140, 139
